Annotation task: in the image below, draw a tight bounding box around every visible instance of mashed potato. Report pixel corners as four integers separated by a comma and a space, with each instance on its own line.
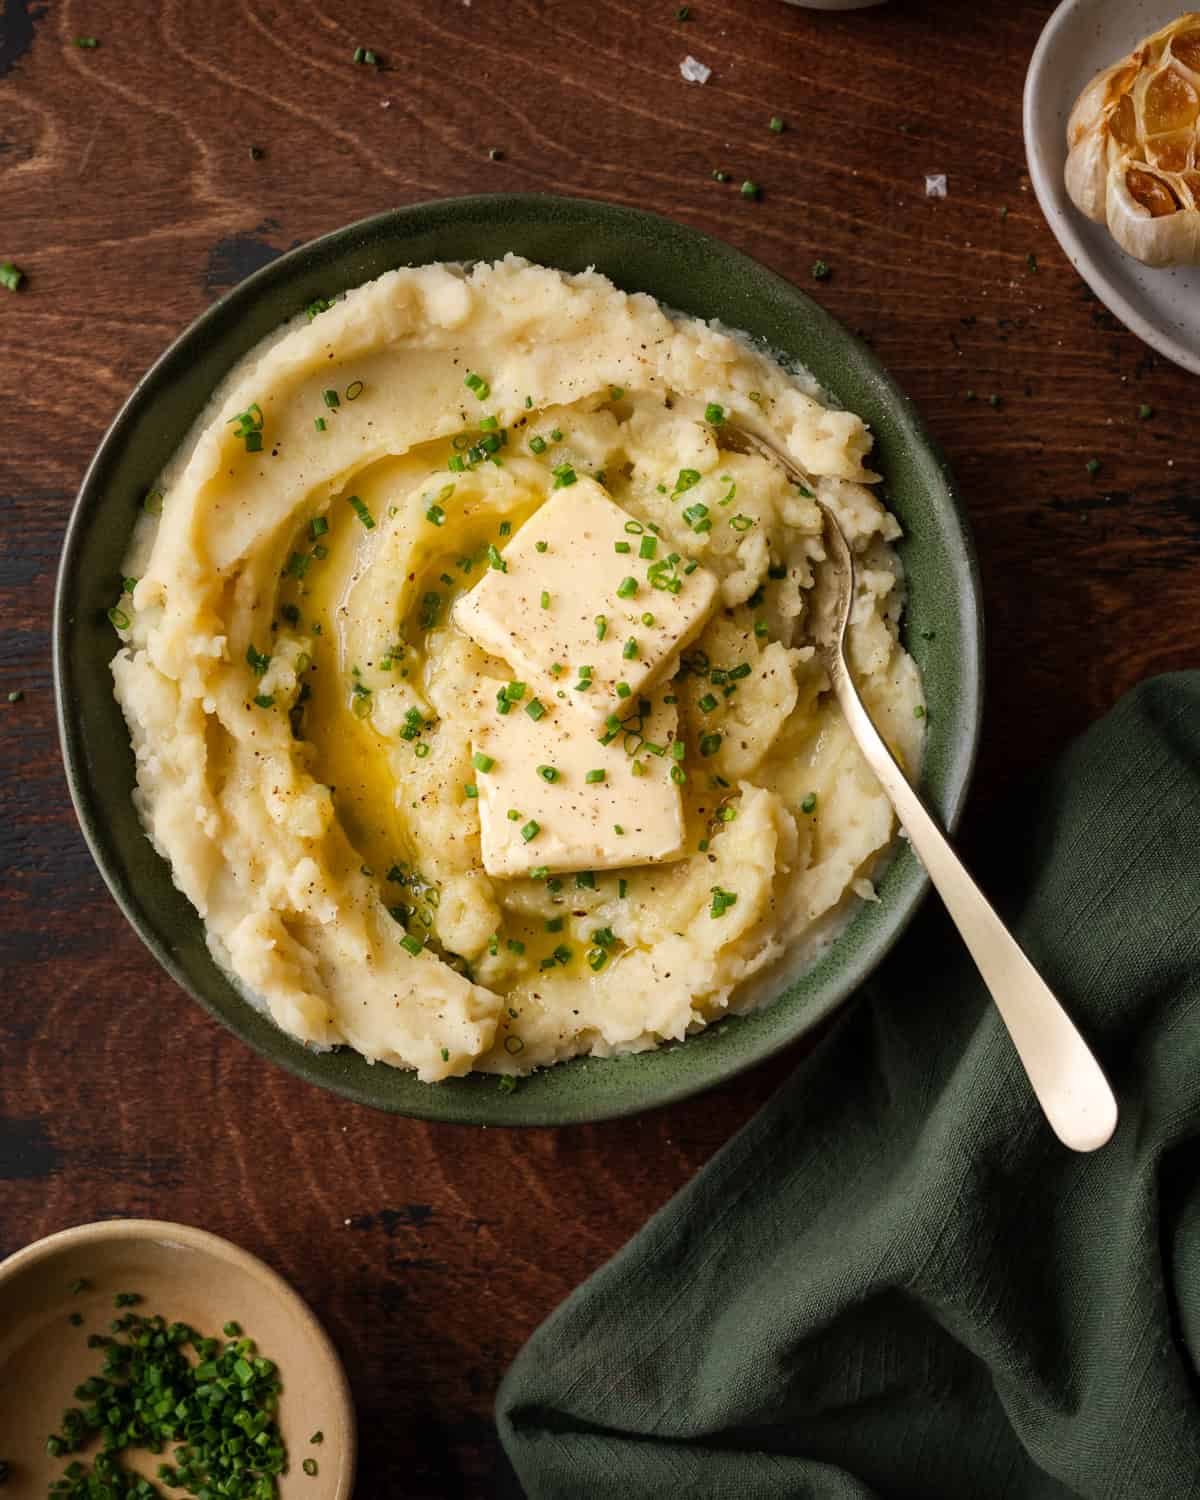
111, 258, 924, 1082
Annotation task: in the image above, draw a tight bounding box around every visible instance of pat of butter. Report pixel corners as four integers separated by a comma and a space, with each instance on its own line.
470, 682, 685, 878
453, 479, 718, 721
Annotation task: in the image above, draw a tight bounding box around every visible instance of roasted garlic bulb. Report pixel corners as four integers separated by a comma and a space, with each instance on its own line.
1066, 13, 1200, 266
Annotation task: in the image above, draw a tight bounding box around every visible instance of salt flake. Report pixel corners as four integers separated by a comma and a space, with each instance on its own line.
680, 55, 711, 84
925, 174, 948, 198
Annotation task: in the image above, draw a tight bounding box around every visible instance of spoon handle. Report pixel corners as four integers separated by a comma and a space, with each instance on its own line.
828, 665, 1118, 1153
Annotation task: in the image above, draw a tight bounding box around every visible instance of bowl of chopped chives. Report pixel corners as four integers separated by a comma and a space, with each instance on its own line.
55, 194, 982, 1125
0, 1220, 355, 1498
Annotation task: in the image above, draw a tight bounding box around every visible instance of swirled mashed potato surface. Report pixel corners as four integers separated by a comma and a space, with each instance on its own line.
111, 258, 924, 1082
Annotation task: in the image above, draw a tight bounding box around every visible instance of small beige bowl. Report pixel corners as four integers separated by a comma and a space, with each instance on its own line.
0, 1220, 355, 1499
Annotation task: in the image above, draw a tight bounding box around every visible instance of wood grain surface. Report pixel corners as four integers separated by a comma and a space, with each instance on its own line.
1, 1, 1197, 1494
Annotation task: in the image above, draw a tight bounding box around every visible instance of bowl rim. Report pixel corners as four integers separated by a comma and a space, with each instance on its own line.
0, 1217, 357, 1494
1023, 0, 1200, 377
54, 192, 983, 1126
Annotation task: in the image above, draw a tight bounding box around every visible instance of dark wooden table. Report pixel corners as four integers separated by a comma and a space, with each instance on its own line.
2, 1, 1197, 1493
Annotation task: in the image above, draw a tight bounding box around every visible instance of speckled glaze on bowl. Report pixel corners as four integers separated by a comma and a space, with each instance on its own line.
54, 194, 982, 1126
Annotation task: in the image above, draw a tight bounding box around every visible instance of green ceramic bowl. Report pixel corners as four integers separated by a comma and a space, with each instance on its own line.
55, 194, 982, 1126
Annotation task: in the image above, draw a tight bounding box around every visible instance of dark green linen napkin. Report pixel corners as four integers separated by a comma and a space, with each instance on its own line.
497, 673, 1200, 1499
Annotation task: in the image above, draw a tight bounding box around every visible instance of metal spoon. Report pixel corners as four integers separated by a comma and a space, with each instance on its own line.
722, 423, 1118, 1152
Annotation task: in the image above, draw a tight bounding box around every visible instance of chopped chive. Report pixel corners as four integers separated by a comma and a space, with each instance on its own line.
595, 614, 608, 641
525, 697, 546, 720
801, 792, 817, 814
535, 540, 548, 553
530, 435, 547, 454
472, 751, 495, 772
552, 463, 577, 489
1138, 403, 1154, 420
729, 513, 754, 532
402, 932, 422, 954
576, 871, 595, 888
540, 590, 550, 609
73, 35, 100, 48
616, 577, 638, 598
253, 693, 275, 709
769, 115, 784, 133
585, 769, 606, 784
615, 541, 632, 554
704, 402, 725, 425
915, 704, 927, 719
537, 764, 558, 782
520, 819, 540, 842
1086, 458, 1101, 476
699, 693, 718, 712
322, 388, 340, 408
479, 415, 499, 431
740, 180, 760, 200
346, 379, 364, 400
550, 427, 563, 442
639, 536, 657, 560
426, 503, 446, 525
487, 543, 507, 571
107, 606, 130, 631
616, 682, 631, 698
0, 261, 25, 292
700, 732, 722, 757
710, 886, 738, 917
342, 495, 370, 531
623, 637, 638, 659
465, 783, 478, 798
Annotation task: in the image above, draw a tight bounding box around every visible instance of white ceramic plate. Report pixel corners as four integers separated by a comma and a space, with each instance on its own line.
1024, 0, 1200, 376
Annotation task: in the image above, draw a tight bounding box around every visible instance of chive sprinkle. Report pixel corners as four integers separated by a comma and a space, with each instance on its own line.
585, 769, 606, 784
0, 261, 25, 292
45, 1306, 287, 1494
710, 886, 738, 917
73, 36, 100, 47
472, 751, 495, 772
801, 792, 817, 814
537, 765, 558, 782
521, 819, 540, 843
347, 494, 375, 528
769, 115, 784, 132
740, 180, 760, 200
322, 387, 340, 408
616, 577, 638, 598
